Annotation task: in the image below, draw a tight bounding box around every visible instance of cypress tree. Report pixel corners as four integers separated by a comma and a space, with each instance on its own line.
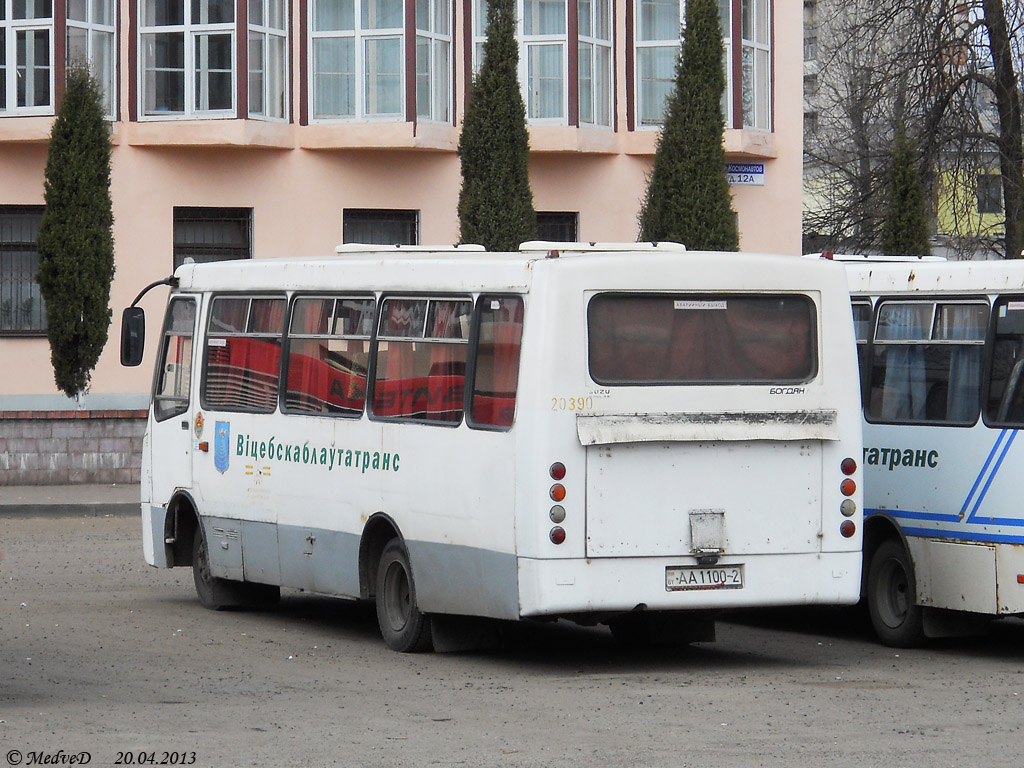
457, 0, 537, 251
881, 125, 932, 256
638, 0, 738, 251
36, 65, 115, 398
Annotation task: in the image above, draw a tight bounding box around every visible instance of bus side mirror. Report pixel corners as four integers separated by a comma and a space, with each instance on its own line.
121, 306, 146, 367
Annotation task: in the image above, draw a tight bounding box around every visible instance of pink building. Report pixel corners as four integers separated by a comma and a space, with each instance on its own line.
0, 0, 799, 484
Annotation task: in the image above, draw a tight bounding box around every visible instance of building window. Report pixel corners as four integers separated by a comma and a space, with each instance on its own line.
634, 0, 772, 131
740, 0, 770, 130
415, 0, 451, 121
140, 0, 235, 117
522, 0, 565, 121
1, 0, 54, 114
0, 206, 47, 335
342, 209, 418, 244
577, 0, 611, 126
67, 0, 116, 117
803, 34, 816, 62
311, 0, 404, 120
173, 207, 252, 269
537, 211, 578, 241
977, 174, 1002, 215
248, 0, 288, 119
803, 110, 817, 134
472, 0, 612, 127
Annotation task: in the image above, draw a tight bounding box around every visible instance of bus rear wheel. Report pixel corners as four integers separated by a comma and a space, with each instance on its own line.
376, 539, 432, 653
867, 539, 925, 648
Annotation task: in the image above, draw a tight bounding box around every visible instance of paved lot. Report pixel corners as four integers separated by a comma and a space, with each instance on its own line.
2, 513, 1024, 767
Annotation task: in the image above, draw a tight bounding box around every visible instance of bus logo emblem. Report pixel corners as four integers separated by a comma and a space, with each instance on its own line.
214, 422, 231, 474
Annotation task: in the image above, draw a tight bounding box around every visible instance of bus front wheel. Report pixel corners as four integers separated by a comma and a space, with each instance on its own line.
192, 526, 279, 610
867, 539, 925, 648
376, 539, 432, 653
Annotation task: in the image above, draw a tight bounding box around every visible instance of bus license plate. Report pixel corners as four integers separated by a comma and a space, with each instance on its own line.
665, 565, 744, 591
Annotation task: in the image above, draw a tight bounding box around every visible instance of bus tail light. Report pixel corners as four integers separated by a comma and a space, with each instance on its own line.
841, 457, 857, 475
840, 478, 856, 496
549, 463, 567, 543
840, 520, 856, 538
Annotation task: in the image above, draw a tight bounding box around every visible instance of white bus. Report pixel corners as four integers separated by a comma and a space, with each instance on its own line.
121, 243, 864, 652
839, 256, 1024, 646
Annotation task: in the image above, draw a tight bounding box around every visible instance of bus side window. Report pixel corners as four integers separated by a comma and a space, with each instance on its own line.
867, 300, 985, 425
284, 296, 374, 417
203, 296, 286, 413
154, 298, 197, 422
470, 296, 524, 429
986, 298, 1024, 426
373, 297, 472, 424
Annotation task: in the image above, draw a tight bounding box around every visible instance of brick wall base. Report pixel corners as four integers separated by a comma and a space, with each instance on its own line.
0, 410, 147, 485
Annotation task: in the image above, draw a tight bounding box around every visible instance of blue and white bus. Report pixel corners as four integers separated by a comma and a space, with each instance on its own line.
841, 256, 1024, 645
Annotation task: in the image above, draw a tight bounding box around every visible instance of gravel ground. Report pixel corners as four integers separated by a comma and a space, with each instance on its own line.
2, 514, 1024, 767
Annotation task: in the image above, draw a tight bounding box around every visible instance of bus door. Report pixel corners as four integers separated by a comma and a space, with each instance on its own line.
148, 295, 199, 504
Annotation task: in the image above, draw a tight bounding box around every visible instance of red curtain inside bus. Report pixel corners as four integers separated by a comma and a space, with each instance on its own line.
587, 294, 816, 384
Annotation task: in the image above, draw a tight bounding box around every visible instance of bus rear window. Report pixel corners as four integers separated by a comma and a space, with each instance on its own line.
588, 294, 817, 384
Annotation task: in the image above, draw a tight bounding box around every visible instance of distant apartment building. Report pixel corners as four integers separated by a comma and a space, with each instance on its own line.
0, 0, 800, 483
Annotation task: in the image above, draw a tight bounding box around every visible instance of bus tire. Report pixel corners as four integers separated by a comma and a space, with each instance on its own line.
867, 539, 925, 648
192, 528, 249, 610
376, 539, 432, 653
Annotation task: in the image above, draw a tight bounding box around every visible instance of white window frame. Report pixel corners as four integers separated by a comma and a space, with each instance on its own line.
634, 0, 771, 131
414, 0, 451, 122
475, 0, 609, 127
740, 0, 770, 130
139, 0, 237, 119
577, 0, 611, 127
521, 0, 567, 122
67, 0, 117, 119
310, 0, 405, 122
248, 0, 288, 120
633, 0, 682, 128
1, 0, 55, 115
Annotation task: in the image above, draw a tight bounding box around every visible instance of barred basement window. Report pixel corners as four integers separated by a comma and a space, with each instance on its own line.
0, 205, 47, 335
342, 209, 418, 245
536, 211, 578, 242
173, 207, 252, 269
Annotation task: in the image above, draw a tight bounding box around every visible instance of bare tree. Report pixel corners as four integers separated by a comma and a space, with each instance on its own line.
804, 0, 1024, 259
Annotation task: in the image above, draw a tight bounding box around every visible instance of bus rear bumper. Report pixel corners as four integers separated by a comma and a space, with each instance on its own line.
516, 552, 862, 618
